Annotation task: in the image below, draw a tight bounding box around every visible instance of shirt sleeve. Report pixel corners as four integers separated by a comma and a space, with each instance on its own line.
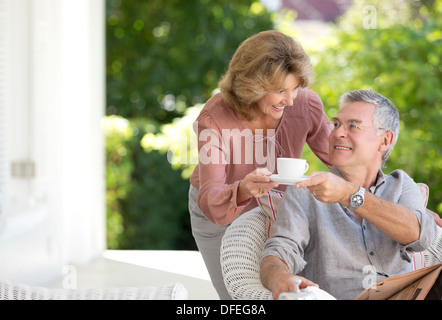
396, 171, 437, 253
260, 186, 310, 274
305, 90, 332, 168
194, 113, 252, 225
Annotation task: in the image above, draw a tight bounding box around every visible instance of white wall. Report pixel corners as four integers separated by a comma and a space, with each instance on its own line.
0, 0, 105, 285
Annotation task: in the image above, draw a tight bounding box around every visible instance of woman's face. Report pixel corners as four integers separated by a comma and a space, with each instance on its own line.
256, 73, 300, 121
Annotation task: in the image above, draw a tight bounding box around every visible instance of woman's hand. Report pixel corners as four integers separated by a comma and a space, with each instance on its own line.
237, 168, 279, 203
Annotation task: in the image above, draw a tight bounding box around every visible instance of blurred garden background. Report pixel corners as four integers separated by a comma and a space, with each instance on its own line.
105, 0, 441, 250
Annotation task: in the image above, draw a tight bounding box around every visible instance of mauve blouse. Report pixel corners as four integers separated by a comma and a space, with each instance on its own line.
190, 88, 331, 225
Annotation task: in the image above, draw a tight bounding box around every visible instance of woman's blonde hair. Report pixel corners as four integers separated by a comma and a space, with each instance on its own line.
218, 30, 314, 120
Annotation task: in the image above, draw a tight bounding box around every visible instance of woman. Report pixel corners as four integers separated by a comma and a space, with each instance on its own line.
188, 30, 331, 299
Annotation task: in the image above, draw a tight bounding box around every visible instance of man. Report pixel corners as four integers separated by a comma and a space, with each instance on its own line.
259, 89, 437, 300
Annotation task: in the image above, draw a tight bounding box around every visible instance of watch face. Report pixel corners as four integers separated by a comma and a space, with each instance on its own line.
351, 194, 364, 207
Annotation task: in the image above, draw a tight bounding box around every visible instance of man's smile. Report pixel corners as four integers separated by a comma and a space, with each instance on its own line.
335, 146, 352, 150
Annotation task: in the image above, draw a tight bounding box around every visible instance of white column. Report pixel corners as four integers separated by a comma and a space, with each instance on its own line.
0, 0, 105, 285
56, 0, 106, 265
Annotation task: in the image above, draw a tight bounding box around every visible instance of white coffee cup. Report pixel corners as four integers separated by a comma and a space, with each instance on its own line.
277, 158, 309, 178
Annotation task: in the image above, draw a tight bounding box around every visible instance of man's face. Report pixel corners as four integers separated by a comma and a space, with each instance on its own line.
329, 102, 384, 169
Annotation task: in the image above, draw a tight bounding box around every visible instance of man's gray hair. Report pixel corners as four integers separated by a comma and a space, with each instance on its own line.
339, 88, 400, 167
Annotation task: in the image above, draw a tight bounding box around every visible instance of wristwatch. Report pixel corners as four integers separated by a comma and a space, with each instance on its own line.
349, 186, 365, 211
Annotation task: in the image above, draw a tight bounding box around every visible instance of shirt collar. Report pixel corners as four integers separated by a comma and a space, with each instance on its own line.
371, 169, 386, 193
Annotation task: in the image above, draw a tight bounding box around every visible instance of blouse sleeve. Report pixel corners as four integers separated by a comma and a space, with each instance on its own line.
194, 112, 252, 225
305, 90, 332, 168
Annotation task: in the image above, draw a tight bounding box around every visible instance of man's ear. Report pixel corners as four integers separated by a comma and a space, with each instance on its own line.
379, 131, 394, 152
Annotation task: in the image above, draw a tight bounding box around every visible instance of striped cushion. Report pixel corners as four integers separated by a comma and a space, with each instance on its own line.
256, 189, 283, 237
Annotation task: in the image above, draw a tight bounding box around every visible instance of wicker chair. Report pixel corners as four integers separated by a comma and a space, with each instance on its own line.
220, 183, 442, 300
0, 280, 188, 300
221, 206, 273, 300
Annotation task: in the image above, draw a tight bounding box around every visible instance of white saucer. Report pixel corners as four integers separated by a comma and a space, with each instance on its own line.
270, 174, 308, 185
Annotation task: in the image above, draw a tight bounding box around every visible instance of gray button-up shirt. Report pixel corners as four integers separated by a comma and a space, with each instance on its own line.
260, 167, 436, 300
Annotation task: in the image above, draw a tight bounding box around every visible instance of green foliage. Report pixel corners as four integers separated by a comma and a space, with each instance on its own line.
106, 0, 273, 122
310, 1, 442, 214
119, 123, 194, 249
105, 116, 196, 249
141, 103, 203, 180
104, 116, 134, 248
